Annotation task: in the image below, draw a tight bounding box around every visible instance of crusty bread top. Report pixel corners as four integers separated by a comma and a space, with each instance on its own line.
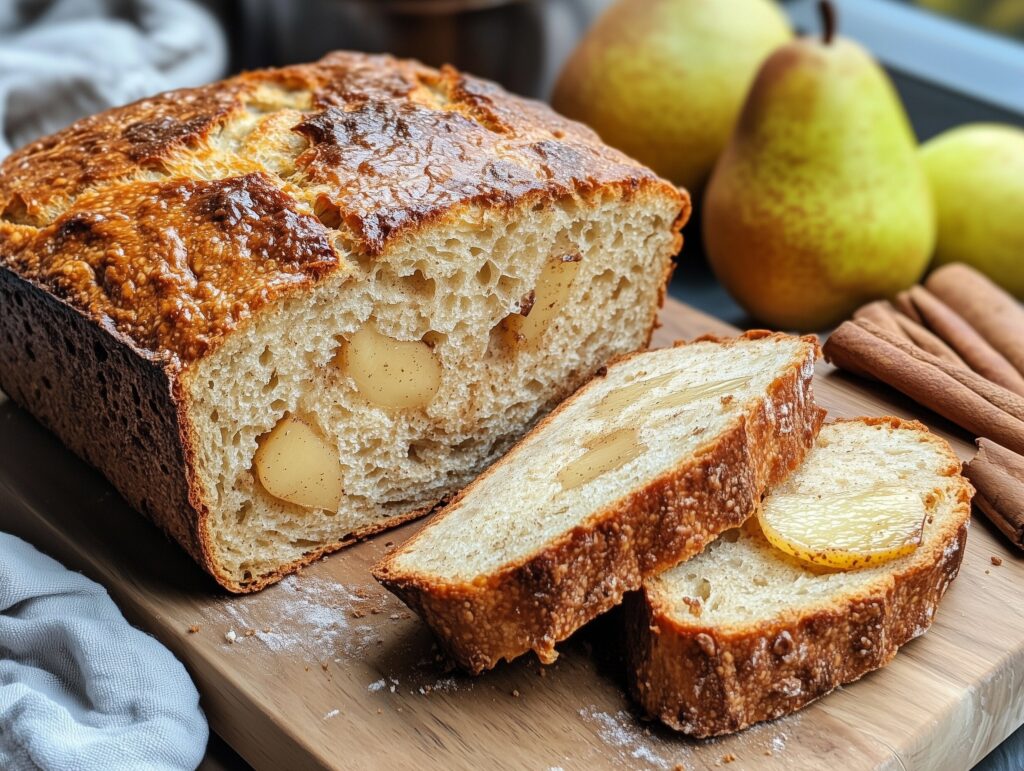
646, 417, 973, 633
0, 51, 686, 364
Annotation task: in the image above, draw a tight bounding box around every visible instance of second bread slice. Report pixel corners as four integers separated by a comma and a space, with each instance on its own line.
627, 417, 973, 737
373, 332, 825, 673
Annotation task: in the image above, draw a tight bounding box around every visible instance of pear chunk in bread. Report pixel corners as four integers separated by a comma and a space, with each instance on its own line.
373, 332, 825, 673
627, 417, 973, 738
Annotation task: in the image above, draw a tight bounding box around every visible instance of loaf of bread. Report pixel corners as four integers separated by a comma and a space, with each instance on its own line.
374, 332, 825, 673
0, 52, 688, 592
627, 417, 972, 737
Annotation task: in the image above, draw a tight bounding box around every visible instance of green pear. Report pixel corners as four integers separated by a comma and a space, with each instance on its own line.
551, 0, 792, 196
702, 10, 935, 329
921, 124, 1024, 298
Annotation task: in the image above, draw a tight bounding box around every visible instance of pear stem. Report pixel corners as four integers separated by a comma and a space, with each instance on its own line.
819, 0, 836, 45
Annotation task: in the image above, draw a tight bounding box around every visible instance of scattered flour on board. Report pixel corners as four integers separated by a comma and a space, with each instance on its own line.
323, 709, 340, 720
578, 706, 685, 770
367, 671, 463, 696
734, 717, 794, 757
579, 704, 794, 766
220, 575, 379, 658
429, 677, 460, 693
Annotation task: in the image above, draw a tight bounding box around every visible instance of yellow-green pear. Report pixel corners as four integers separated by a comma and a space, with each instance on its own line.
921, 123, 1024, 298
551, 0, 792, 196
703, 6, 935, 330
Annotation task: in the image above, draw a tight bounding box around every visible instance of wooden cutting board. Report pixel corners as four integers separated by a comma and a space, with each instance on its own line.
0, 298, 1020, 771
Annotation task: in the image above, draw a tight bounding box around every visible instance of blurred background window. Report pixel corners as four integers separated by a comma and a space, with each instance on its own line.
3, 0, 1022, 156
912, 0, 1024, 41
222, 0, 1024, 138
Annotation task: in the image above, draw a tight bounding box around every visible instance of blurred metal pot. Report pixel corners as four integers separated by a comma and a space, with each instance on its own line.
235, 0, 611, 97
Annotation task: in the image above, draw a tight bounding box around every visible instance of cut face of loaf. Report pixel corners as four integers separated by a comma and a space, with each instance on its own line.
188, 188, 682, 589
628, 417, 973, 738
0, 52, 688, 592
373, 332, 825, 673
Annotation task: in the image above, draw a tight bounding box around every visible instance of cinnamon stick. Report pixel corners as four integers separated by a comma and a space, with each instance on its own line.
893, 290, 922, 324
908, 286, 1024, 397
848, 319, 1024, 420
850, 296, 965, 368
853, 300, 910, 341
964, 438, 1024, 550
824, 319, 1024, 456
890, 312, 968, 368
926, 263, 1024, 377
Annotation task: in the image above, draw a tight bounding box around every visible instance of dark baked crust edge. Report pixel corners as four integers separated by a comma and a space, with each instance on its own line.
0, 266, 209, 564
372, 332, 826, 673
625, 416, 974, 738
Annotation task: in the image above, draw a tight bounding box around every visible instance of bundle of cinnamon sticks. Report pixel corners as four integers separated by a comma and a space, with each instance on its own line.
824, 263, 1024, 550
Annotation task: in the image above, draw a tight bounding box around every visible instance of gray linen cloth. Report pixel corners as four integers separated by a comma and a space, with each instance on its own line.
0, 533, 207, 769
0, 1, 225, 768
0, 0, 227, 156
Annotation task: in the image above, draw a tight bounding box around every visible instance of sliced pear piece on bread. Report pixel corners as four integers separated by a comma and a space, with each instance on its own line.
373, 332, 825, 673
627, 417, 973, 737
757, 483, 927, 569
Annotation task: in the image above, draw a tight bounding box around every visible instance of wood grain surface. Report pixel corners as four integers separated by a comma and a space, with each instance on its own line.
0, 299, 1020, 771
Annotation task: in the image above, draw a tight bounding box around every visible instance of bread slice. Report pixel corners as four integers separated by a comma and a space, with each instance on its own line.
373, 332, 825, 673
627, 417, 973, 738
0, 52, 687, 592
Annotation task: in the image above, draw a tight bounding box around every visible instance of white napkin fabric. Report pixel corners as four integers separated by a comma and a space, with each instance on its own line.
0, 0, 228, 158
0, 533, 207, 770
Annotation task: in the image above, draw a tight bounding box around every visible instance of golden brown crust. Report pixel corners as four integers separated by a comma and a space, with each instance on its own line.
0, 51, 686, 593
2, 174, 340, 363
372, 333, 825, 673
626, 417, 974, 737
0, 50, 683, 366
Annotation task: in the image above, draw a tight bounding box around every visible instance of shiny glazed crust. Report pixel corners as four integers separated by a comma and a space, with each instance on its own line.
373, 332, 826, 673
0, 52, 687, 592
625, 417, 973, 738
